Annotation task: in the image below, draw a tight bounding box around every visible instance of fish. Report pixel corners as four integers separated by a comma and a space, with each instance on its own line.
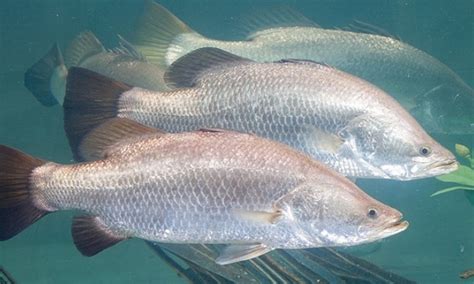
64, 48, 458, 180
0, 118, 408, 265
132, 1, 474, 134
24, 31, 168, 106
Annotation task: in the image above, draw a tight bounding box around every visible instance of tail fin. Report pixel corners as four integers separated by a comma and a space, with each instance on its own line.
63, 67, 132, 161
0, 145, 48, 240
133, 0, 195, 67
64, 30, 105, 67
24, 43, 67, 106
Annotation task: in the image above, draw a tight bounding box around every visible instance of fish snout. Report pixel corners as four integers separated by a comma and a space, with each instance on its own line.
378, 213, 409, 237
427, 158, 459, 176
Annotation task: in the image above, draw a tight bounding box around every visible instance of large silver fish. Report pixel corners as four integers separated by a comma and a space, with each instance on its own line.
24, 31, 167, 106
0, 118, 408, 265
64, 48, 457, 180
133, 1, 474, 134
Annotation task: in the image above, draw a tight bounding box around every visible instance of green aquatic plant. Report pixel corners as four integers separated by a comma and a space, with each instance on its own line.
431, 144, 474, 198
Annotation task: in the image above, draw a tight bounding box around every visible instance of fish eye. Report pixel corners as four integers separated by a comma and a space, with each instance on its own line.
419, 146, 432, 157
367, 208, 378, 219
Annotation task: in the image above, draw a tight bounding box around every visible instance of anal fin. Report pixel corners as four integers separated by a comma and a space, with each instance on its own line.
216, 243, 272, 265
72, 215, 127, 257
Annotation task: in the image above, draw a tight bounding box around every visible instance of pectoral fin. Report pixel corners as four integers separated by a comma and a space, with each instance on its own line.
232, 208, 283, 224
312, 128, 344, 154
216, 243, 272, 265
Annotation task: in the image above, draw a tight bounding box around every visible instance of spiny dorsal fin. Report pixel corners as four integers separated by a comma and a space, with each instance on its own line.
78, 118, 163, 161
342, 20, 401, 41
110, 35, 147, 61
164, 48, 253, 88
64, 31, 105, 67
239, 6, 320, 40
72, 215, 127, 257
216, 244, 272, 265
275, 59, 333, 69
133, 0, 195, 67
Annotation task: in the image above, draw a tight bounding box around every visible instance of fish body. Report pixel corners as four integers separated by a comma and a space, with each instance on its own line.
134, 2, 474, 134
0, 119, 408, 264
65, 49, 457, 180
24, 31, 167, 106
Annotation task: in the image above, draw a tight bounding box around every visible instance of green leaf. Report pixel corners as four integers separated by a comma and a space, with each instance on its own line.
455, 144, 470, 158
431, 186, 474, 197
435, 165, 474, 187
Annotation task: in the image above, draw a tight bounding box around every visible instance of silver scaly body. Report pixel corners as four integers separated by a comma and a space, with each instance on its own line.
31, 131, 376, 248
110, 52, 456, 179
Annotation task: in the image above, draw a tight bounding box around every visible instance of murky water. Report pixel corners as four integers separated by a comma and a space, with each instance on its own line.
0, 1, 472, 283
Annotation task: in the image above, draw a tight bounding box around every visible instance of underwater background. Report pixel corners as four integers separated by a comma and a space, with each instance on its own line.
0, 0, 472, 283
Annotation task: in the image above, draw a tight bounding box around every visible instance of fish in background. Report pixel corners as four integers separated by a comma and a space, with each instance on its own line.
132, 1, 474, 134
0, 118, 408, 265
64, 48, 457, 180
24, 31, 168, 107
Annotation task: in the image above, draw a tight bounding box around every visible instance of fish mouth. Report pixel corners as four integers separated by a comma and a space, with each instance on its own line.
427, 159, 459, 174
379, 217, 409, 238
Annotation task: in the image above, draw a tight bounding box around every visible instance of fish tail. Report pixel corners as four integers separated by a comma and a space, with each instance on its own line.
63, 67, 132, 161
133, 0, 198, 67
0, 145, 49, 240
24, 43, 67, 106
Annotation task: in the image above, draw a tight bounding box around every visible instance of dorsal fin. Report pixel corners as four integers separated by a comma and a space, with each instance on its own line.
197, 128, 227, 133
342, 20, 400, 41
275, 59, 333, 69
64, 31, 105, 67
78, 118, 163, 161
164, 48, 253, 88
110, 35, 147, 61
239, 6, 320, 39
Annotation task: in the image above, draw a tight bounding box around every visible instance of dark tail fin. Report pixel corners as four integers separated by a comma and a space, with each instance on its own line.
24, 43, 66, 106
0, 145, 48, 240
63, 67, 132, 161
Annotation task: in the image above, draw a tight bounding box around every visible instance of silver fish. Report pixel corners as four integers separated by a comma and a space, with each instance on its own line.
64, 48, 457, 180
133, 2, 474, 134
0, 118, 408, 265
24, 31, 167, 107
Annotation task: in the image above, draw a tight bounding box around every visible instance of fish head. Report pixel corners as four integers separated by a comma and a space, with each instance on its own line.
342, 113, 458, 180
278, 181, 408, 247
411, 83, 474, 135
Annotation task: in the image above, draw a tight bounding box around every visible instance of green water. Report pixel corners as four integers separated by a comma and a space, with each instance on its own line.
0, 0, 472, 283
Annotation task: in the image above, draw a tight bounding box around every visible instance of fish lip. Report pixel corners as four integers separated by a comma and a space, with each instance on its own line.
428, 159, 459, 173
379, 216, 409, 237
